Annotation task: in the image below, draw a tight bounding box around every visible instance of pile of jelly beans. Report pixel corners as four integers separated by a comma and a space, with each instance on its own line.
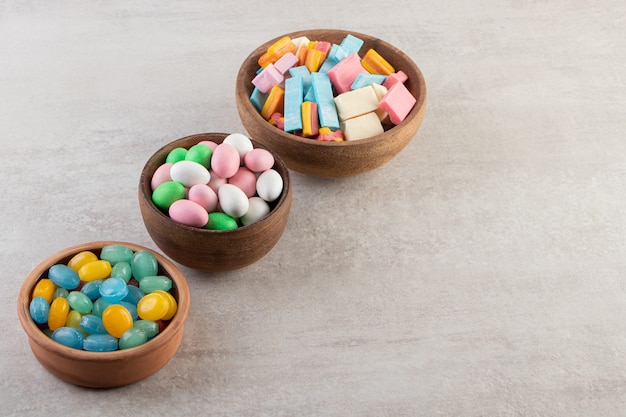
29, 244, 177, 352
150, 133, 284, 230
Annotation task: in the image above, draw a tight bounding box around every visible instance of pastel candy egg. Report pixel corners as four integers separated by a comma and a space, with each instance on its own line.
244, 148, 275, 172
208, 170, 227, 193
151, 163, 173, 191
170, 160, 211, 187
228, 167, 257, 198
211, 143, 240, 179
185, 143, 213, 168
204, 212, 238, 230
223, 133, 254, 160
169, 199, 209, 227
188, 183, 218, 212
198, 140, 218, 151
218, 183, 250, 218
256, 169, 284, 202
241, 196, 271, 226
152, 181, 186, 211
165, 147, 187, 164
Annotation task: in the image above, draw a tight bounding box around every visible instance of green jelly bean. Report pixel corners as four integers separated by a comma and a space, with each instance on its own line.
138, 275, 172, 293
67, 291, 93, 314
131, 250, 159, 281
205, 212, 238, 230
134, 320, 159, 338
152, 181, 186, 211
111, 261, 132, 283
185, 143, 212, 168
92, 297, 112, 317
119, 328, 148, 350
166, 147, 188, 164
54, 287, 69, 299
100, 244, 134, 265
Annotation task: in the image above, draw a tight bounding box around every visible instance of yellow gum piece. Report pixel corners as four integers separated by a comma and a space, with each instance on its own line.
261, 85, 285, 120
301, 101, 318, 137
361, 48, 395, 75
258, 36, 296, 68
305, 48, 326, 73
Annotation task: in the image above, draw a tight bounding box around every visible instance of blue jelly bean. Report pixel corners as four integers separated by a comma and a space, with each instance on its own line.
131, 250, 159, 280
83, 334, 119, 352
111, 261, 132, 283
51, 327, 84, 349
29, 296, 50, 324
80, 279, 104, 300
99, 277, 129, 302
79, 314, 107, 335
122, 285, 145, 306
48, 264, 80, 290
100, 244, 134, 266
119, 301, 138, 320
92, 297, 112, 317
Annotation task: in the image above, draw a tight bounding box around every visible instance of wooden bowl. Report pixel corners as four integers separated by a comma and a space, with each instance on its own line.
16, 241, 190, 388
236, 29, 427, 178
138, 132, 292, 272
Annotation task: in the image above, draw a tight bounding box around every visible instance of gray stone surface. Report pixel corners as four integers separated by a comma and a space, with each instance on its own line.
2, 1, 625, 415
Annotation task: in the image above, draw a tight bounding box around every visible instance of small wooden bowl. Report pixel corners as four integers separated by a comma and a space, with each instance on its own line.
236, 29, 427, 178
138, 132, 292, 272
16, 241, 190, 388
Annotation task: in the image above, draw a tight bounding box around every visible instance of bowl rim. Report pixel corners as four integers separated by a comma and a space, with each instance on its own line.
138, 132, 292, 235
17, 240, 190, 361
235, 28, 427, 148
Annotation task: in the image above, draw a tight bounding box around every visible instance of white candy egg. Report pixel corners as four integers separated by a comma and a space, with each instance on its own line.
223, 133, 254, 161
218, 184, 250, 218
170, 160, 211, 187
241, 197, 270, 226
256, 169, 283, 202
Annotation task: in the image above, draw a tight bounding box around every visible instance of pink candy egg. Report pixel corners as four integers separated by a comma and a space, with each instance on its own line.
151, 163, 173, 190
168, 199, 209, 227
228, 167, 257, 198
208, 170, 227, 193
211, 143, 240, 179
223, 133, 254, 160
244, 148, 275, 173
198, 140, 218, 151
188, 183, 218, 212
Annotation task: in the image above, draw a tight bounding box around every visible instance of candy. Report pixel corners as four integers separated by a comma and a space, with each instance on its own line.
241, 197, 271, 226
229, 167, 257, 198
122, 285, 145, 306
169, 199, 209, 227
170, 160, 211, 188
256, 169, 284, 203
301, 101, 319, 137
382, 70, 408, 89
205, 212, 238, 230
80, 279, 104, 300
211, 143, 241, 179
78, 260, 112, 283
99, 277, 129, 303
138, 276, 173, 294
100, 244, 134, 266
65, 310, 83, 332
84, 334, 118, 352
48, 264, 80, 290
185, 143, 212, 168
134, 320, 159, 339
327, 53, 368, 95
361, 48, 395, 75
334, 85, 381, 121
304, 48, 325, 73
154, 290, 177, 320
152, 181, 186, 211
260, 85, 284, 120
111, 261, 132, 283
340, 111, 384, 141
52, 327, 84, 350
283, 76, 303, 132
218, 183, 250, 218
48, 297, 70, 331
258, 36, 296, 68
249, 87, 268, 112
150, 163, 173, 191
137, 292, 169, 321
340, 34, 364, 55
29, 296, 50, 324
67, 251, 99, 272
165, 147, 187, 164
102, 304, 133, 338
131, 250, 159, 281
244, 148, 275, 172
251, 63, 284, 94
80, 314, 107, 335
223, 133, 254, 160
378, 81, 417, 124
67, 291, 93, 314
288, 65, 312, 96
119, 328, 148, 350
351, 73, 387, 90
32, 278, 55, 304
310, 72, 340, 129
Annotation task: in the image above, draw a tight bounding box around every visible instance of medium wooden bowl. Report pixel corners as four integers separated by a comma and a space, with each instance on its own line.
236, 29, 427, 178
138, 132, 292, 272
16, 241, 190, 388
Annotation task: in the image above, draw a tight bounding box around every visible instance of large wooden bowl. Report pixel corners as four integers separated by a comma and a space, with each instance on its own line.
236, 29, 427, 178
138, 132, 292, 272
17, 241, 190, 388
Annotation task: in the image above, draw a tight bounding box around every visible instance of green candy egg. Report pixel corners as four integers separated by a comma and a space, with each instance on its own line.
205, 212, 238, 230
152, 181, 186, 211
185, 143, 213, 168
165, 147, 188, 164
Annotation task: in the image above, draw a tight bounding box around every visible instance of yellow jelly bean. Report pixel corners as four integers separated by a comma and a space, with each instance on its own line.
78, 260, 112, 282
48, 297, 70, 331
65, 309, 84, 334
154, 290, 177, 321
137, 292, 169, 321
102, 305, 133, 338
32, 278, 56, 304
67, 251, 99, 272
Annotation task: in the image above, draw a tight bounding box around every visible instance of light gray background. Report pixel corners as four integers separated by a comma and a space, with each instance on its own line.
2, 1, 625, 416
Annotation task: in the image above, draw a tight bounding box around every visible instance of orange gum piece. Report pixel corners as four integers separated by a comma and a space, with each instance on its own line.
261, 85, 285, 120
361, 48, 395, 75
258, 37, 297, 68
304, 48, 326, 73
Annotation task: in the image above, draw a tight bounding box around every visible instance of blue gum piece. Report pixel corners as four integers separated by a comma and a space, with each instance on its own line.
351, 73, 388, 90
283, 76, 304, 132
311, 72, 340, 129
340, 34, 364, 55
288, 66, 312, 97
318, 44, 348, 73
250, 87, 268, 112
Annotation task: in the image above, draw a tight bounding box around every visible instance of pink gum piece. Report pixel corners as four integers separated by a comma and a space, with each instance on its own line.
274, 52, 299, 74
327, 53, 368, 94
378, 82, 416, 125
382, 70, 409, 89
252, 64, 284, 94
